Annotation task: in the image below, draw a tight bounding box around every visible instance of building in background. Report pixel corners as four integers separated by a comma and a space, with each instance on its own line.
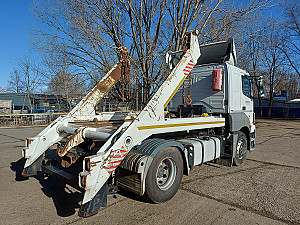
0, 93, 70, 113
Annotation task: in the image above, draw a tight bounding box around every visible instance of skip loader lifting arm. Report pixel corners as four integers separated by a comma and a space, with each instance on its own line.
22, 46, 128, 176
22, 31, 225, 217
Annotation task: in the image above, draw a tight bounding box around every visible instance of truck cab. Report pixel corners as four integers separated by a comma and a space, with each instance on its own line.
166, 38, 255, 156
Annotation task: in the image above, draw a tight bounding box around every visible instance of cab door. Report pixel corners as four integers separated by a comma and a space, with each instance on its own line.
228, 65, 254, 132
241, 75, 255, 132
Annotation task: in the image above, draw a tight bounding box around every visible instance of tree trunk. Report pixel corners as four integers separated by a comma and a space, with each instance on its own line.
267, 95, 273, 118
268, 75, 274, 118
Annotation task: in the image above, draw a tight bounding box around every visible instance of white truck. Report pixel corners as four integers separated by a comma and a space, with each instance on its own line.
22, 31, 256, 217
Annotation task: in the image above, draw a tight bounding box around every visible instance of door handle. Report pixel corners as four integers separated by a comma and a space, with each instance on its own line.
242, 106, 246, 110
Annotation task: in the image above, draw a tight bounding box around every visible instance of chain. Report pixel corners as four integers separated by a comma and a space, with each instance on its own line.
182, 32, 192, 105
120, 47, 130, 102
182, 32, 191, 54
182, 80, 185, 104
186, 72, 192, 105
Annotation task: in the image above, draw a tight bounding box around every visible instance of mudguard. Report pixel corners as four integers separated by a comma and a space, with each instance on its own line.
131, 138, 185, 158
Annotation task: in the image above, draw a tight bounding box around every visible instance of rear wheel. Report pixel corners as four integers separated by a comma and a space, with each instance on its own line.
233, 131, 248, 166
144, 147, 183, 203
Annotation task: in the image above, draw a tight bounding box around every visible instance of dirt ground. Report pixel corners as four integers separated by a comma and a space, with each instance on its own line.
0, 119, 299, 225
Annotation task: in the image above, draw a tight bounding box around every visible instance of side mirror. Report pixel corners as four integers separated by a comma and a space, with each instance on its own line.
257, 78, 265, 97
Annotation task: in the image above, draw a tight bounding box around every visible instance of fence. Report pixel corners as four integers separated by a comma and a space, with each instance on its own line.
254, 98, 300, 119
98, 100, 134, 112
0, 112, 67, 127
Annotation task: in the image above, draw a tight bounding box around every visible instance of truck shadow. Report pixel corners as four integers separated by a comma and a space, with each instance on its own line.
39, 174, 83, 217
10, 158, 83, 217
10, 158, 29, 181
118, 187, 149, 204
10, 158, 150, 217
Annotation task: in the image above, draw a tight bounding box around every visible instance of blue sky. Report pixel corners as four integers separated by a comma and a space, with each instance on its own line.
0, 0, 34, 87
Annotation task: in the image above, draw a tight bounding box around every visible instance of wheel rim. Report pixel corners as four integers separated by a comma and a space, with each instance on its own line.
237, 137, 247, 160
156, 157, 176, 190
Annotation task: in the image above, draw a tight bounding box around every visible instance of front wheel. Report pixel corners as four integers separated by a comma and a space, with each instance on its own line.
233, 131, 248, 166
144, 147, 183, 203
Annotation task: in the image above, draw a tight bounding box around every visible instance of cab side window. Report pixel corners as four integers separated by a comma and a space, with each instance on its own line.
242, 76, 251, 98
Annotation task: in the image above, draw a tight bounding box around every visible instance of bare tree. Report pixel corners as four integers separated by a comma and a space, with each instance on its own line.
32, 0, 120, 78
43, 51, 86, 111
8, 69, 24, 93
31, 0, 275, 107
279, 1, 300, 77
241, 35, 264, 117
49, 71, 84, 111
275, 70, 300, 99
0, 86, 9, 93
237, 11, 275, 118
195, 0, 274, 43
260, 24, 287, 117
8, 55, 42, 112
287, 74, 300, 99
237, 5, 299, 118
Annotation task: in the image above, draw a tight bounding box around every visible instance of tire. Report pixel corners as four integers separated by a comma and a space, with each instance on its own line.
144, 147, 183, 203
233, 131, 248, 166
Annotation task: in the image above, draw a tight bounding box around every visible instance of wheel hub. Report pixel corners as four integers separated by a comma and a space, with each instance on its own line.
156, 158, 176, 190
237, 138, 246, 159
